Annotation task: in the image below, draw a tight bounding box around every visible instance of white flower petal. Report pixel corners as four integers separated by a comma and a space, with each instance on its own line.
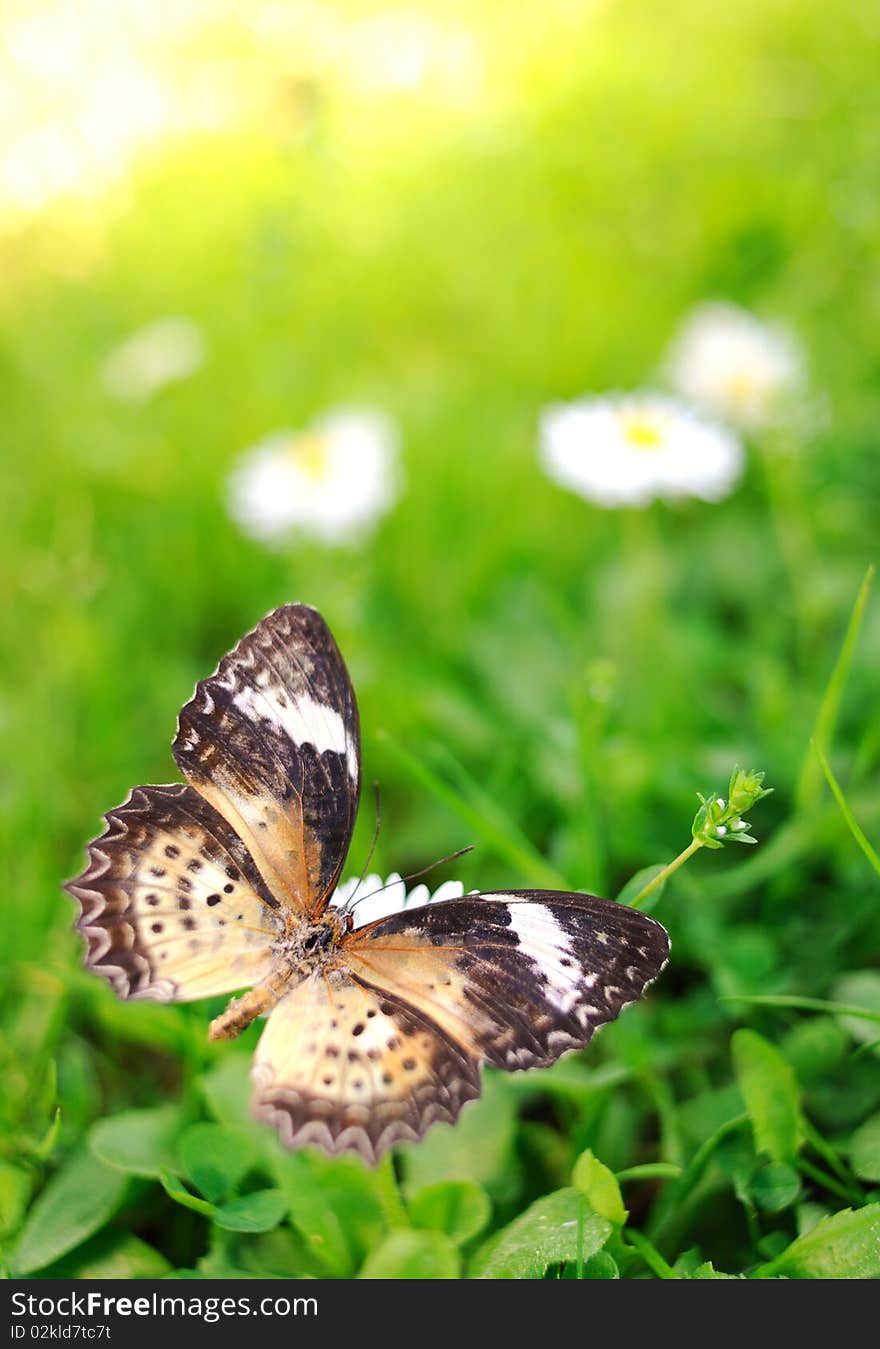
431, 880, 466, 905
329, 871, 469, 930
539, 392, 742, 509
665, 302, 805, 430
227, 406, 401, 548
101, 317, 204, 401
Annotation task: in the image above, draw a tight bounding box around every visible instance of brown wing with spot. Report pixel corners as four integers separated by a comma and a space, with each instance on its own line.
252, 892, 668, 1162
65, 783, 284, 1002
344, 891, 670, 1072
251, 972, 482, 1163
172, 603, 361, 919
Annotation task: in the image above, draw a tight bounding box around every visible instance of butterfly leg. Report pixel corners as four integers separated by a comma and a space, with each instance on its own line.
209, 968, 292, 1040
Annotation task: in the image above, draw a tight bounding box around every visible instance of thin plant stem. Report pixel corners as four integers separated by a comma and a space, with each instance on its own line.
624, 1229, 680, 1279
796, 1156, 864, 1208
628, 838, 702, 909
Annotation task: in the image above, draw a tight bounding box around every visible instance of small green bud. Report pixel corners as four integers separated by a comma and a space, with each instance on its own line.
692, 769, 772, 850
727, 767, 773, 817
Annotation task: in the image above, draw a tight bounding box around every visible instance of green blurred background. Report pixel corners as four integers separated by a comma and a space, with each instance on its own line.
2, 0, 879, 1279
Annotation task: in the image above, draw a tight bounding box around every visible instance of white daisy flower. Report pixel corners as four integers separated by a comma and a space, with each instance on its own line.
329, 872, 466, 930
100, 317, 205, 401
665, 302, 805, 430
227, 407, 400, 547
539, 393, 743, 508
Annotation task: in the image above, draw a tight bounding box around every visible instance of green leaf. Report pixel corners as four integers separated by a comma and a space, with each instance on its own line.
748, 1161, 802, 1213
616, 864, 667, 914
408, 1181, 491, 1245
199, 1055, 275, 1148
90, 1104, 183, 1178
690, 1262, 741, 1280
212, 1189, 287, 1233
759, 1204, 880, 1279
34, 1108, 62, 1161
797, 1202, 831, 1236
272, 1152, 386, 1278
402, 1073, 519, 1201
178, 1123, 258, 1204
83, 982, 191, 1055
505, 1060, 631, 1101
358, 1230, 460, 1279
572, 1149, 627, 1226
580, 1251, 619, 1278
0, 1163, 31, 1240
160, 1172, 216, 1217
49, 1232, 172, 1279
472, 1188, 610, 1279
12, 1150, 128, 1274
850, 1113, 880, 1182
781, 1016, 848, 1083
731, 1029, 802, 1162
831, 972, 880, 1048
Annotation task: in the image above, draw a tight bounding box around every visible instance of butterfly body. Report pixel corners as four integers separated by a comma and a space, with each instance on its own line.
209, 911, 348, 1040
66, 603, 670, 1162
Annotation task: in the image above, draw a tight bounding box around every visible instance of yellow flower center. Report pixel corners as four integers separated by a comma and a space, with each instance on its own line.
288, 433, 331, 482
722, 369, 757, 405
619, 411, 665, 451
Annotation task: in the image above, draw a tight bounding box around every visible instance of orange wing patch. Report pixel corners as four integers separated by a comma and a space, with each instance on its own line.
65, 784, 284, 1002
251, 971, 481, 1162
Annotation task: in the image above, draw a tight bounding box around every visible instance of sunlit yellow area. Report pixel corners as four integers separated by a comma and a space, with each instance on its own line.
0, 0, 587, 220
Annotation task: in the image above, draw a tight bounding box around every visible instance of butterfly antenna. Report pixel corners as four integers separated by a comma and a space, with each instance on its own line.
400, 845, 474, 885
346, 844, 475, 918
343, 782, 382, 913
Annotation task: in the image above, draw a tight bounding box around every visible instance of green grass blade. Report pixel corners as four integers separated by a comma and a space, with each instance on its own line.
378, 730, 570, 890
721, 995, 880, 1024
797, 564, 875, 812
812, 740, 880, 879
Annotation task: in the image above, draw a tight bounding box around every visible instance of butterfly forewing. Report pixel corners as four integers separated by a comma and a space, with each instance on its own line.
65, 783, 284, 1001
344, 891, 670, 1073
172, 604, 360, 919
251, 973, 481, 1163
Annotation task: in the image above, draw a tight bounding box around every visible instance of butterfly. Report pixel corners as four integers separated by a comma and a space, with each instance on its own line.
65, 604, 669, 1163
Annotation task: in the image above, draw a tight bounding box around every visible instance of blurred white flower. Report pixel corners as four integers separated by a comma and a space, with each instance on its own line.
665, 302, 805, 430
227, 407, 400, 546
539, 393, 743, 508
330, 871, 466, 930
343, 13, 483, 99
101, 317, 205, 400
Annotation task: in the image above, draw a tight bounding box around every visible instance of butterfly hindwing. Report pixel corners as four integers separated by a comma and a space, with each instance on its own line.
65, 783, 284, 1001
251, 972, 482, 1162
344, 891, 670, 1072
172, 603, 360, 918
